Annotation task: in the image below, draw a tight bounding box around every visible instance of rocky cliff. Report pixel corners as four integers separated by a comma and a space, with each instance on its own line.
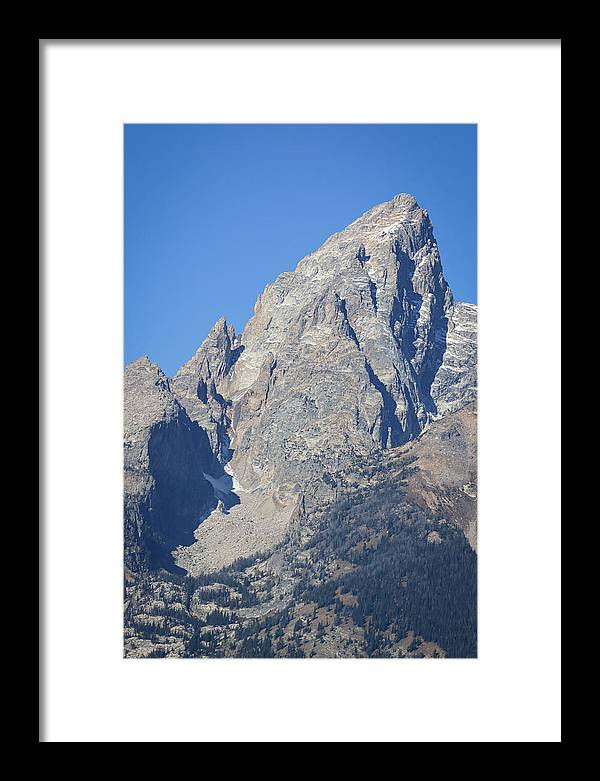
124, 194, 477, 575
171, 317, 241, 466
123, 357, 216, 571
223, 194, 455, 494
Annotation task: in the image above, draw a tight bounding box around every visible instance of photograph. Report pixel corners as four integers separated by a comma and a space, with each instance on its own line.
41, 39, 561, 743
124, 124, 478, 659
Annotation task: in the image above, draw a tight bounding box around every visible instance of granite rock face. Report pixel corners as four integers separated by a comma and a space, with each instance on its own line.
431, 302, 477, 416
123, 357, 216, 571
124, 194, 477, 574
223, 194, 467, 499
171, 317, 241, 466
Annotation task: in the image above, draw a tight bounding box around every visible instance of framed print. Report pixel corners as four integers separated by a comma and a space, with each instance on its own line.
41, 39, 561, 743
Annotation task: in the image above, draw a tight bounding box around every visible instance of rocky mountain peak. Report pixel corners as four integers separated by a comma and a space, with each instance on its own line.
170, 317, 241, 465
206, 315, 232, 344
125, 354, 165, 379
123, 354, 215, 572
294, 193, 434, 281
350, 192, 428, 229
221, 193, 467, 496
124, 193, 477, 575
124, 356, 177, 436
172, 320, 229, 400
124, 189, 478, 660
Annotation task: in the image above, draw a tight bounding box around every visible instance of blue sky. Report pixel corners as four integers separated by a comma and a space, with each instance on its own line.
125, 124, 476, 375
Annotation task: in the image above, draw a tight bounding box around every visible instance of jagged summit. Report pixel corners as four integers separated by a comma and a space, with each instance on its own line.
170, 192, 475, 499
348, 192, 427, 227
171, 316, 239, 465
218, 192, 461, 496
124, 355, 174, 431
205, 315, 232, 340
124, 193, 477, 575
294, 193, 433, 280
126, 354, 156, 370
123, 351, 215, 572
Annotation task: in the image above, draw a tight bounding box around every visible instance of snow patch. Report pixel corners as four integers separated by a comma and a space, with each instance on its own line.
203, 471, 233, 495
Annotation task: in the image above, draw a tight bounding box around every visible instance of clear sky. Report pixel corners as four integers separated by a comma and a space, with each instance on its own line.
125, 124, 476, 375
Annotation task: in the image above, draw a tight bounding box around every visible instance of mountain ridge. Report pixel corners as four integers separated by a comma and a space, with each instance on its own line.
124, 193, 477, 576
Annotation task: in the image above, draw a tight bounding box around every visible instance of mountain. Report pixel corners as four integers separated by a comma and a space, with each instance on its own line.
123, 357, 216, 572
171, 317, 241, 465
123, 194, 477, 658
225, 194, 459, 487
